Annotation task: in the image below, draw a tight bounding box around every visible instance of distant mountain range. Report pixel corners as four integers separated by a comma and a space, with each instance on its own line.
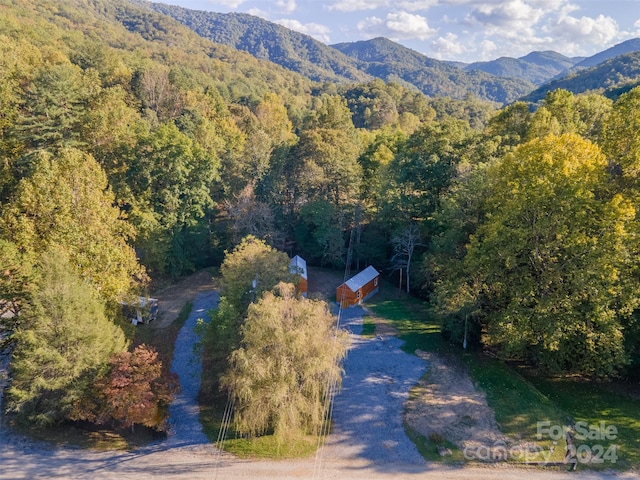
462, 51, 583, 86
330, 37, 533, 104
144, 1, 640, 105
523, 50, 640, 103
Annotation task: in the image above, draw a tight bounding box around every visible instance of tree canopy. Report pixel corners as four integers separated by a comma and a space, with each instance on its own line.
6, 251, 128, 426
222, 282, 348, 438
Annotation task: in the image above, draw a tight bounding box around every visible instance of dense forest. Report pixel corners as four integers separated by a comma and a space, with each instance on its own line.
2, 0, 640, 434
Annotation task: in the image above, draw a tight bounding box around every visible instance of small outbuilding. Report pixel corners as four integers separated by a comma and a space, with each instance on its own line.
290, 255, 308, 297
336, 266, 380, 308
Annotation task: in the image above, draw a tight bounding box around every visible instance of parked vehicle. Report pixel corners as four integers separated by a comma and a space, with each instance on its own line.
122, 297, 159, 325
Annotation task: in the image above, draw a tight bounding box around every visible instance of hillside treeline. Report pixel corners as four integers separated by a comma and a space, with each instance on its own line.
2, 0, 640, 430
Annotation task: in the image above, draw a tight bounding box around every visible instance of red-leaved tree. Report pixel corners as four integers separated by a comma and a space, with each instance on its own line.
92, 344, 179, 432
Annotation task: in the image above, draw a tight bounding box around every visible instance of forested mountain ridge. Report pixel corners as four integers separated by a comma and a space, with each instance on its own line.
144, 1, 640, 105
523, 50, 640, 103
463, 51, 581, 86
561, 37, 640, 76
331, 37, 534, 104
139, 3, 372, 84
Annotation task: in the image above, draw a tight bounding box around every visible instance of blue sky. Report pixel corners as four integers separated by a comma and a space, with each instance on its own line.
163, 0, 640, 63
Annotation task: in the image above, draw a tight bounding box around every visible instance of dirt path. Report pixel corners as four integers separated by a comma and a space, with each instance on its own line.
151, 270, 216, 328
405, 350, 510, 458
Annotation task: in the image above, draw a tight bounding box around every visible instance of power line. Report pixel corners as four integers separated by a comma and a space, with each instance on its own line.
313, 205, 358, 479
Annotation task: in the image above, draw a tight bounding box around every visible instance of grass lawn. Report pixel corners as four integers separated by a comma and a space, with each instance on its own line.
366, 280, 640, 470
523, 374, 640, 469
199, 393, 322, 459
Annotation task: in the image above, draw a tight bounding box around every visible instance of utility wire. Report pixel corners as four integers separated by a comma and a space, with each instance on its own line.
313, 205, 358, 479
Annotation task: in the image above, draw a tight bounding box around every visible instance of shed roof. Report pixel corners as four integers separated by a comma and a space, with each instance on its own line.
290, 255, 308, 280
344, 266, 379, 292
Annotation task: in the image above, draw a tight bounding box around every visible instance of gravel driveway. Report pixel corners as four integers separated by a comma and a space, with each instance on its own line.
317, 305, 427, 467
166, 290, 218, 450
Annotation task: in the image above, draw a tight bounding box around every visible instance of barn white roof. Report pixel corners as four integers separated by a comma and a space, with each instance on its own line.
344, 266, 379, 292
290, 255, 308, 280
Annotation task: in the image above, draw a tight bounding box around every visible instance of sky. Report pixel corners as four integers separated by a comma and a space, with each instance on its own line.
164, 0, 640, 63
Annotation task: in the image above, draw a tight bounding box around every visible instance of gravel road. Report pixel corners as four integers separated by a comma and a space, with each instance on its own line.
166, 290, 218, 449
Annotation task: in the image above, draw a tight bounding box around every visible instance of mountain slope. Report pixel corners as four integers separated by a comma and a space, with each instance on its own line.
332, 37, 534, 103
464, 51, 580, 85
573, 38, 640, 69
522, 50, 640, 103
551, 38, 640, 82
145, 3, 371, 84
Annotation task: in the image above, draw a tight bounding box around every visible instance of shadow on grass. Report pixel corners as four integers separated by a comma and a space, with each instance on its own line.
199, 397, 320, 459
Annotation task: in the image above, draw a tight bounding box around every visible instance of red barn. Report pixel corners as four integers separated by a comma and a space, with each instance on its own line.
336, 266, 380, 308
290, 255, 308, 297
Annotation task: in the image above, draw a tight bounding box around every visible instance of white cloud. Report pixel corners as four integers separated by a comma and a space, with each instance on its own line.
545, 12, 619, 52
527, 0, 569, 8
327, 0, 389, 12
466, 0, 545, 32
326, 0, 451, 12
449, 0, 603, 59
478, 39, 498, 60
396, 0, 439, 11
358, 11, 437, 40
274, 19, 332, 43
429, 32, 467, 59
206, 0, 247, 8
276, 0, 297, 13
247, 7, 268, 17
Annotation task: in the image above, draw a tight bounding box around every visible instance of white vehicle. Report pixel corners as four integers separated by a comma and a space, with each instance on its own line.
122, 297, 159, 325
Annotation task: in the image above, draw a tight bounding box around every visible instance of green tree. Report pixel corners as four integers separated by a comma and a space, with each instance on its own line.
574, 92, 612, 143
6, 250, 128, 426
222, 283, 348, 438
295, 199, 347, 268
427, 159, 494, 345
289, 126, 363, 208
0, 241, 35, 352
0, 148, 145, 303
201, 236, 296, 394
528, 90, 612, 143
221, 93, 295, 196
358, 130, 405, 212
0, 240, 34, 321
287, 95, 363, 211
219, 235, 293, 312
0, 37, 42, 202
382, 119, 473, 228
602, 86, 640, 181
464, 134, 638, 376
16, 61, 100, 151
83, 85, 148, 181
126, 122, 219, 276
485, 101, 532, 148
